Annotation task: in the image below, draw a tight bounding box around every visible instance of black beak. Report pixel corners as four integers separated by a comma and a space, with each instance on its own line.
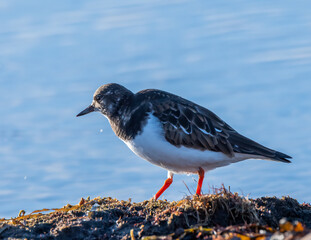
76, 105, 95, 117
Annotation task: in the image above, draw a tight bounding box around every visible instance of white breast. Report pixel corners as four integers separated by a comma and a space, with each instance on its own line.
123, 114, 254, 174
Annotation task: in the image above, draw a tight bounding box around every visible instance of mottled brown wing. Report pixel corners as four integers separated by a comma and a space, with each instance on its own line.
137, 89, 291, 162
152, 99, 235, 157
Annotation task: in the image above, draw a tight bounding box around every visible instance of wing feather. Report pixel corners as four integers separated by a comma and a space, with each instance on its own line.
152, 99, 235, 157
135, 89, 291, 162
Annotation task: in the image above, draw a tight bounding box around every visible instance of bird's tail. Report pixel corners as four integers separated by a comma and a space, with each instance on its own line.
229, 133, 292, 163
271, 151, 292, 163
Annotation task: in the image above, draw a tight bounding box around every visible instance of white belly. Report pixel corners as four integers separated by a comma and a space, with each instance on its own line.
123, 114, 253, 174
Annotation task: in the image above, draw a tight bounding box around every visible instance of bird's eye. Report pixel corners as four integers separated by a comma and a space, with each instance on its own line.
95, 95, 101, 101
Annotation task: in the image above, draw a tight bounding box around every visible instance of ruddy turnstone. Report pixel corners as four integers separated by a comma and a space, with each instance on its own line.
77, 83, 291, 200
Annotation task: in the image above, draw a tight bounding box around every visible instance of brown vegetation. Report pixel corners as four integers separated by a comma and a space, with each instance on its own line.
0, 187, 310, 239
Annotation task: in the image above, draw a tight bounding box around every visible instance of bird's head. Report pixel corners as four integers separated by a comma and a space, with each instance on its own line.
76, 83, 133, 118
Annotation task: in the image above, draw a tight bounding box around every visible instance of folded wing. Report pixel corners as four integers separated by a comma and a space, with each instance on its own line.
145, 91, 291, 163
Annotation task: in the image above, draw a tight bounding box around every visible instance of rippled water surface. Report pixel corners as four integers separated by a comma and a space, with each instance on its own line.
1, 1, 311, 218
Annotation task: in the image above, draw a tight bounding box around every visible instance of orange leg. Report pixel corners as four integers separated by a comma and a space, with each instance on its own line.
196, 167, 205, 195
154, 172, 173, 200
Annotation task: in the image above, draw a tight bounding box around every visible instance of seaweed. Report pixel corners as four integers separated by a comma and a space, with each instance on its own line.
0, 187, 310, 239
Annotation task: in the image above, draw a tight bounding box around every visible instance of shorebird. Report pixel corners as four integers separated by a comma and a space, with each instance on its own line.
77, 83, 291, 200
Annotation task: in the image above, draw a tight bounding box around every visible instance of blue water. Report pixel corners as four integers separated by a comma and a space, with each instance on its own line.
1, 1, 311, 218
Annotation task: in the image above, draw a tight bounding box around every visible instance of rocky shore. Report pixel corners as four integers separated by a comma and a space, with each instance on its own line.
1, 187, 310, 239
